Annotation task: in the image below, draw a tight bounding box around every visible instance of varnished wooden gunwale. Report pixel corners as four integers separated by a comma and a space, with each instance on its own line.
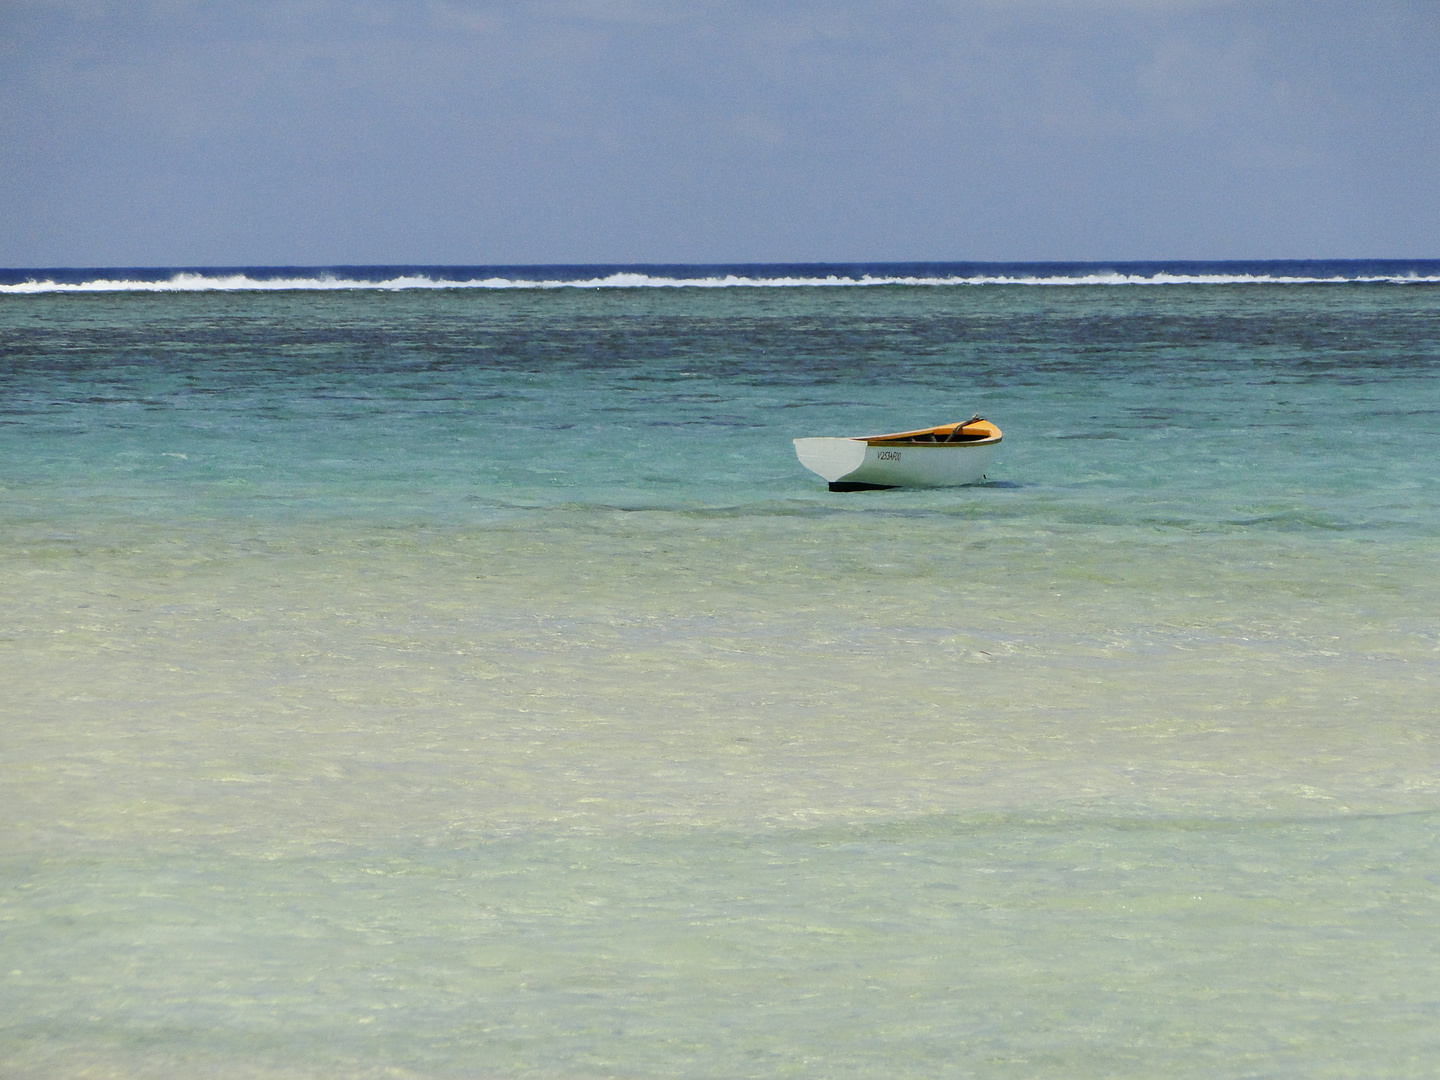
862, 419, 1002, 446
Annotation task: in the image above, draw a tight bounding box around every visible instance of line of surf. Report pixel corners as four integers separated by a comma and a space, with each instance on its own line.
5, 270, 1440, 294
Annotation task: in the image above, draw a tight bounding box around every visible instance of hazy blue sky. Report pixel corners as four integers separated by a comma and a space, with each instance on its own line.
2, 0, 1436, 266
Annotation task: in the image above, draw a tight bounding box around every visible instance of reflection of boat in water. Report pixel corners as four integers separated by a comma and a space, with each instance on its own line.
794, 416, 1002, 491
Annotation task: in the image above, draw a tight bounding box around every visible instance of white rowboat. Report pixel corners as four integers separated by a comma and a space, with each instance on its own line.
794, 416, 1002, 491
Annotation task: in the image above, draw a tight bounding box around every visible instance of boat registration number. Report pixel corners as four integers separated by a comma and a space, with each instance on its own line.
876, 450, 902, 460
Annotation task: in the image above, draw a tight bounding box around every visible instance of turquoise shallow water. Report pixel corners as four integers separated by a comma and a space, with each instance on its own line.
3, 273, 1440, 1077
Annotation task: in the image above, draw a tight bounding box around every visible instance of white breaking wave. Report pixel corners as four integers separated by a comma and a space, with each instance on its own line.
4, 269, 1440, 294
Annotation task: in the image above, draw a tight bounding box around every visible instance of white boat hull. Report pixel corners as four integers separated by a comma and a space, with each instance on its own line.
793, 436, 998, 489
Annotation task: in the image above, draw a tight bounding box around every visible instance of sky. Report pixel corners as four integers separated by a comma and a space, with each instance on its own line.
1, 0, 1437, 266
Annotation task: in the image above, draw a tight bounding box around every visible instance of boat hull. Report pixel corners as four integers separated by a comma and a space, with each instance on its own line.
793, 436, 998, 490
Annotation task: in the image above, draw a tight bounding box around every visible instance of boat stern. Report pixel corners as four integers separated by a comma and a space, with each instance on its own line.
793, 437, 868, 483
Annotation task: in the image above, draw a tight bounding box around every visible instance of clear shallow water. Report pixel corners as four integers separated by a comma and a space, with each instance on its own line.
3, 266, 1440, 1077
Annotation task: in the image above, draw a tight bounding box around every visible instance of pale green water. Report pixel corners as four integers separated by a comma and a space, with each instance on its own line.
3, 277, 1440, 1077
